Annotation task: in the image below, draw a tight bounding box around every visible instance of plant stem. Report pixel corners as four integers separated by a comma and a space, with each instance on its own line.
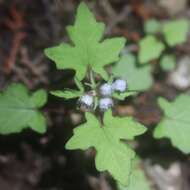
89, 68, 96, 89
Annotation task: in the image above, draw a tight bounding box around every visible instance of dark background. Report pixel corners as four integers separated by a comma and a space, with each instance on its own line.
0, 0, 190, 189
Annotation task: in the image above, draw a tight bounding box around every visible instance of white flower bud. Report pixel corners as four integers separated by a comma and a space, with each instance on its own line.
99, 83, 112, 96
99, 97, 113, 111
112, 79, 127, 92
79, 94, 94, 107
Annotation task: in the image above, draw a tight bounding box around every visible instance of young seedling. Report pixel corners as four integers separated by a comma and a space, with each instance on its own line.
44, 2, 147, 186
0, 2, 189, 189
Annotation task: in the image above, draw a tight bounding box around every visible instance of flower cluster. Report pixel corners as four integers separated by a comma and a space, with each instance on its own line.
79, 79, 127, 112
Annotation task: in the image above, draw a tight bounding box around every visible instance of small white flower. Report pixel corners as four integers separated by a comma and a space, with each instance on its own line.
99, 83, 112, 96
79, 94, 94, 107
99, 97, 113, 111
112, 79, 127, 92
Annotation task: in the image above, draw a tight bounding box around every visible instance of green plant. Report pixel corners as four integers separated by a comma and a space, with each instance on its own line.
112, 54, 153, 91
0, 2, 190, 189
44, 2, 125, 81
154, 95, 190, 154
139, 18, 189, 71
138, 35, 165, 64
118, 159, 151, 190
44, 2, 147, 186
0, 83, 47, 134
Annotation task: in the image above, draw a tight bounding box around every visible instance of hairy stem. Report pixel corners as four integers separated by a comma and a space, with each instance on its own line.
89, 68, 96, 89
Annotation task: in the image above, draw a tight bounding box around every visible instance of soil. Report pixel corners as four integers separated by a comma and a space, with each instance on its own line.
0, 0, 190, 190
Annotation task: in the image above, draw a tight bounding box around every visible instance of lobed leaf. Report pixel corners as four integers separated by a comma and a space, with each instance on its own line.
112, 54, 153, 91
0, 83, 47, 134
118, 159, 151, 190
162, 19, 189, 47
138, 35, 165, 64
154, 95, 190, 153
45, 2, 125, 80
66, 110, 147, 185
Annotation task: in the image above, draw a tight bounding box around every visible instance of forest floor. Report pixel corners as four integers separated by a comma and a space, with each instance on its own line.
0, 0, 190, 190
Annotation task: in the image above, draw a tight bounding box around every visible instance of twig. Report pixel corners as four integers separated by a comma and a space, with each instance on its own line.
106, 5, 132, 35
4, 32, 26, 73
4, 6, 25, 31
42, 0, 60, 41
131, 1, 152, 20
20, 47, 48, 84
4, 6, 26, 73
99, 0, 116, 19
12, 66, 33, 88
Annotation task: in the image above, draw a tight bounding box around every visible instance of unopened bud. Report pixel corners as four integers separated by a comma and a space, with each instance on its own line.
99, 97, 113, 111
99, 83, 112, 96
112, 79, 127, 92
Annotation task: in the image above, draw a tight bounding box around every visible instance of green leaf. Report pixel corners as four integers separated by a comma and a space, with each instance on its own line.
162, 19, 189, 47
44, 2, 126, 80
66, 110, 147, 185
50, 89, 82, 99
51, 77, 84, 99
144, 19, 161, 34
118, 159, 151, 190
0, 83, 47, 134
31, 89, 47, 108
113, 91, 137, 100
112, 54, 153, 91
154, 95, 190, 153
138, 35, 165, 64
160, 54, 176, 71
